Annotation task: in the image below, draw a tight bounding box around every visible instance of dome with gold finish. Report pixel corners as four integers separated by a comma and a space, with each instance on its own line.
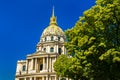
41, 8, 65, 38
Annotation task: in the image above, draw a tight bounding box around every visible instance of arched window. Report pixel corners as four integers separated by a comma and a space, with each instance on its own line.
51, 36, 54, 41
22, 65, 26, 71
58, 48, 62, 55
50, 47, 54, 52
44, 48, 46, 52
40, 64, 43, 70
58, 37, 60, 41
45, 37, 47, 42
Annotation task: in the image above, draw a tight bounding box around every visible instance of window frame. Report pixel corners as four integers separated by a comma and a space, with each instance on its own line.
45, 37, 47, 42
22, 65, 26, 71
44, 48, 46, 52
58, 48, 62, 55
50, 47, 54, 52
51, 36, 54, 41
58, 37, 60, 41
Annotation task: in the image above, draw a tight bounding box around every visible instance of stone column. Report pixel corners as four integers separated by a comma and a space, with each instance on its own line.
34, 77, 36, 80
30, 77, 32, 80
52, 58, 54, 72
33, 58, 35, 70
42, 76, 44, 80
43, 57, 45, 71
55, 45, 57, 53
31, 59, 33, 70
49, 57, 51, 72
56, 45, 58, 53
35, 58, 37, 72
47, 46, 48, 53
49, 76, 51, 80
24, 77, 26, 80
47, 57, 49, 71
55, 76, 57, 80
63, 45, 65, 54
26, 60, 28, 73
46, 76, 48, 80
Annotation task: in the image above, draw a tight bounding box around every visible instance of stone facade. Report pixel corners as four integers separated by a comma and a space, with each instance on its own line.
15, 8, 67, 80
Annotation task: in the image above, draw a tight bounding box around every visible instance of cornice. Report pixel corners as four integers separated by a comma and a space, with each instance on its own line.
16, 72, 56, 78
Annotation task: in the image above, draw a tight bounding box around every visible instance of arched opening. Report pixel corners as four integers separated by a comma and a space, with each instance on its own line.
45, 37, 47, 42
58, 48, 62, 55
58, 37, 60, 41
40, 64, 43, 70
50, 47, 54, 52
22, 65, 26, 71
51, 36, 54, 41
44, 48, 46, 52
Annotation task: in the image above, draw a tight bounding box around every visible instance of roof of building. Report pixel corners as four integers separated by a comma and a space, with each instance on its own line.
41, 7, 65, 38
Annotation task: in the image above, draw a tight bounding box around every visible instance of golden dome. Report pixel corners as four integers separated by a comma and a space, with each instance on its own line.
41, 24, 64, 37
41, 7, 65, 38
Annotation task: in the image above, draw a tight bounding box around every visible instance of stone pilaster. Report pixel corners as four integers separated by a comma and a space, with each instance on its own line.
35, 58, 37, 72
56, 45, 58, 53
55, 44, 57, 53
49, 57, 51, 72
26, 60, 28, 73
49, 76, 51, 80
55, 76, 57, 80
34, 77, 36, 80
47, 57, 49, 72
43, 57, 45, 71
30, 77, 32, 80
42, 76, 44, 80
31, 59, 33, 70
46, 76, 48, 80
24, 77, 26, 80
63, 45, 65, 54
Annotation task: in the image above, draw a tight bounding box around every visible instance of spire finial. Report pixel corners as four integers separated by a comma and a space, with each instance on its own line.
52, 6, 55, 17
50, 6, 57, 25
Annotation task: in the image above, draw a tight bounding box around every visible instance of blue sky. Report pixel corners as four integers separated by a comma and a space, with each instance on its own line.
0, 0, 95, 80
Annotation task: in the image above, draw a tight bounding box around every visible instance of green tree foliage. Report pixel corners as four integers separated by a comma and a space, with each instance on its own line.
54, 55, 71, 77
54, 0, 120, 80
54, 55, 87, 80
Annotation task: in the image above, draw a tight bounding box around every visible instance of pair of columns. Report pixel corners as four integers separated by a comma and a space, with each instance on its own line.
45, 57, 52, 72
26, 57, 53, 72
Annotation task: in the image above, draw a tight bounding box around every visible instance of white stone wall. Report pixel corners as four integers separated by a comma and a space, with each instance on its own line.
16, 60, 26, 75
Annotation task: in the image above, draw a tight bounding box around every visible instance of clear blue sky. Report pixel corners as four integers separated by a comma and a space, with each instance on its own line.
0, 0, 95, 80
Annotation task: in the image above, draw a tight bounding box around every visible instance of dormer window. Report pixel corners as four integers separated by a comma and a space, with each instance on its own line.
58, 37, 60, 41
50, 47, 54, 52
51, 36, 54, 41
22, 65, 26, 71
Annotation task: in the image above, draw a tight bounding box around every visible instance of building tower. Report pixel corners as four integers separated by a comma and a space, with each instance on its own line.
15, 8, 66, 80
